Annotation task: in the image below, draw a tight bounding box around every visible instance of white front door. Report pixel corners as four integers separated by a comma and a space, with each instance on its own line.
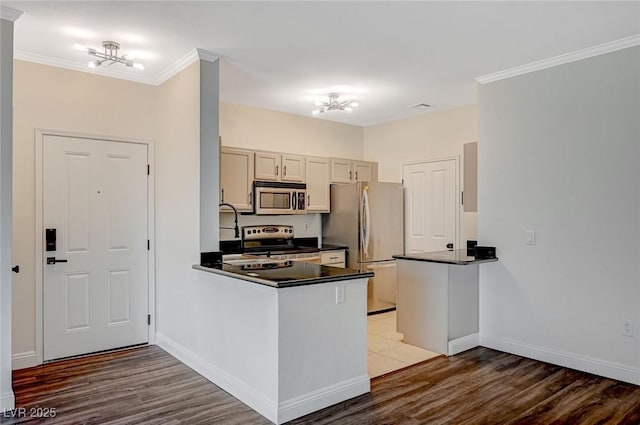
43, 135, 149, 361
403, 159, 458, 253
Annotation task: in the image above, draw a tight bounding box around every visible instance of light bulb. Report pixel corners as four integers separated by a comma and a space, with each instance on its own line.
73, 43, 87, 52
344, 107, 353, 112
350, 102, 359, 107
88, 61, 97, 68
312, 110, 320, 115
133, 63, 145, 70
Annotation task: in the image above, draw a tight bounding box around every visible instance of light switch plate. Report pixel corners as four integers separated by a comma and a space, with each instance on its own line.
525, 230, 536, 245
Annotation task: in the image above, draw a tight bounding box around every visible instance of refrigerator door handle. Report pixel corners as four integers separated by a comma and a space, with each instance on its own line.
361, 188, 371, 258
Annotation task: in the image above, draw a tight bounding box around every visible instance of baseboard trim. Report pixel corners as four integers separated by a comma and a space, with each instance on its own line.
155, 332, 278, 424
448, 333, 479, 356
12, 351, 38, 370
480, 334, 640, 385
1, 391, 15, 411
156, 332, 370, 424
278, 375, 370, 424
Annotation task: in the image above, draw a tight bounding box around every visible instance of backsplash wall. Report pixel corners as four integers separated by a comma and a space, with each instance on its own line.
219, 212, 323, 244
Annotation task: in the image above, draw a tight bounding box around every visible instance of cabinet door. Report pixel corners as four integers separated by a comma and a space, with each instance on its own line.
353, 160, 378, 182
306, 156, 330, 212
220, 148, 254, 212
330, 158, 353, 183
281, 154, 306, 183
255, 152, 280, 181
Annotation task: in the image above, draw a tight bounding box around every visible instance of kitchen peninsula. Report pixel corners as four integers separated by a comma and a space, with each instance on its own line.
161, 261, 373, 425
394, 250, 498, 357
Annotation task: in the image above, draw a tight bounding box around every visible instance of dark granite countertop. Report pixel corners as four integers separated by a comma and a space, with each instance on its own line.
193, 262, 372, 288
393, 249, 499, 265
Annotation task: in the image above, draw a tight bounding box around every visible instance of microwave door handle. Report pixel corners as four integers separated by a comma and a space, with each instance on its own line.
291, 192, 296, 210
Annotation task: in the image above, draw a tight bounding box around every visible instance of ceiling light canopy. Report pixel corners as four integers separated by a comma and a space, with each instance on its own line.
312, 93, 359, 115
75, 40, 145, 70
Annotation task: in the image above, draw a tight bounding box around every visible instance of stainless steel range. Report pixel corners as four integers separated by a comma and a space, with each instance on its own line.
235, 225, 321, 262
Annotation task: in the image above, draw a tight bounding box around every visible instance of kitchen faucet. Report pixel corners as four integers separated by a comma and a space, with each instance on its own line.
219, 202, 240, 239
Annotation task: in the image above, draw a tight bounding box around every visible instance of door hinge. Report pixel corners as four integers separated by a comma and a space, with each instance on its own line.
147, 164, 150, 175
147, 314, 151, 326
147, 240, 150, 250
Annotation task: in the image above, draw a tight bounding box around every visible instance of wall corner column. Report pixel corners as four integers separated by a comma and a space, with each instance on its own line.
0, 6, 22, 411
198, 50, 221, 252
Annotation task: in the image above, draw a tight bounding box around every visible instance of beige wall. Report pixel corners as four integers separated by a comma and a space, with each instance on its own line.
154, 62, 202, 340
363, 104, 478, 243
220, 102, 364, 158
12, 60, 158, 360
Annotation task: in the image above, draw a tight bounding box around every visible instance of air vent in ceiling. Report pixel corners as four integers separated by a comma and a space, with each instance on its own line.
409, 103, 432, 110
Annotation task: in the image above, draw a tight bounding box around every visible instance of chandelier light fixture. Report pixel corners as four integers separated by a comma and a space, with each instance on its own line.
312, 93, 359, 115
74, 41, 145, 70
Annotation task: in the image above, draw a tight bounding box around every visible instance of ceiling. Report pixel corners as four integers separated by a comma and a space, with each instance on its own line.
5, 1, 640, 127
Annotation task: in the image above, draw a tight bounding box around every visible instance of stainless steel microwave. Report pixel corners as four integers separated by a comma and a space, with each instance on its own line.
254, 181, 307, 215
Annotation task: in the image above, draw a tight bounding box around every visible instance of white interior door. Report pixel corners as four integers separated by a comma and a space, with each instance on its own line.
403, 159, 458, 253
43, 135, 149, 361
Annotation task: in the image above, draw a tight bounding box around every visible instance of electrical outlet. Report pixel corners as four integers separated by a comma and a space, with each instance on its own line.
623, 319, 633, 337
336, 285, 345, 304
525, 230, 536, 245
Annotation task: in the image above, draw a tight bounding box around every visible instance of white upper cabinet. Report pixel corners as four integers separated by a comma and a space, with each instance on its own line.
281, 154, 306, 182
255, 152, 306, 182
254, 152, 281, 181
353, 160, 378, 182
220, 147, 254, 212
220, 146, 379, 214
330, 158, 353, 183
306, 156, 330, 212
331, 158, 378, 183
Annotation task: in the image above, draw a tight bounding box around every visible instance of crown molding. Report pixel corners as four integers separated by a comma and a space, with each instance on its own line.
153, 48, 219, 85
14, 50, 155, 85
196, 48, 219, 64
14, 46, 220, 87
152, 48, 199, 85
1, 6, 23, 22
476, 34, 640, 84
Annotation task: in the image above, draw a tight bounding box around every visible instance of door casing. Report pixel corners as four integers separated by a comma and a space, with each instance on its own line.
34, 128, 155, 366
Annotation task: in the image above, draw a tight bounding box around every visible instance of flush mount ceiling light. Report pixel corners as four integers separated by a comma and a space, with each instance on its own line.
74, 41, 144, 70
312, 93, 359, 115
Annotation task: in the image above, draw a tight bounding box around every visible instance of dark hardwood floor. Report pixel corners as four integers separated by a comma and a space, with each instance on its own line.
2, 345, 640, 424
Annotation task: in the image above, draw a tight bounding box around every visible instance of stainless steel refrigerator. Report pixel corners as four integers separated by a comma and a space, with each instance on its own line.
322, 181, 404, 314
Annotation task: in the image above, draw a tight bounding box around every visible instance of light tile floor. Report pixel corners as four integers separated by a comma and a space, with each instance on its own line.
368, 310, 441, 378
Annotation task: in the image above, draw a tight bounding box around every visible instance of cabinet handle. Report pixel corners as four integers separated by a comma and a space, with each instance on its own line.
275, 165, 279, 176
283, 165, 287, 176
307, 194, 311, 207
349, 170, 352, 180
221, 188, 224, 203
248, 192, 252, 206
355, 171, 359, 180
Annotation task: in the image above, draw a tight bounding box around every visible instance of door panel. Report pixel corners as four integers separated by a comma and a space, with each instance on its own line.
65, 153, 91, 252
65, 273, 90, 330
403, 160, 457, 254
43, 134, 148, 361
